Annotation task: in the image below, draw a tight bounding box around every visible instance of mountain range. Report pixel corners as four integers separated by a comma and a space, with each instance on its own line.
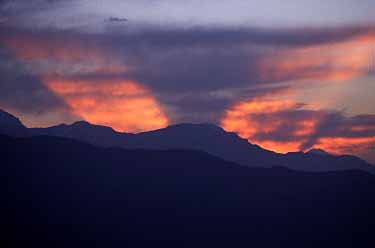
0, 109, 373, 172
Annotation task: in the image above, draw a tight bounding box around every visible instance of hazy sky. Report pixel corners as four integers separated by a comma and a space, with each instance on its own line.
1, 0, 375, 163
3, 0, 375, 29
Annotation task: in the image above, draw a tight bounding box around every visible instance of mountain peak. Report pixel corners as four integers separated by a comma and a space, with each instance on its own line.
0, 109, 24, 126
71, 120, 92, 127
165, 123, 225, 132
69, 120, 116, 131
0, 109, 28, 137
307, 148, 331, 156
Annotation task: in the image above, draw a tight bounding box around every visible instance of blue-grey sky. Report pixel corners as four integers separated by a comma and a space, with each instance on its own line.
2, 0, 375, 30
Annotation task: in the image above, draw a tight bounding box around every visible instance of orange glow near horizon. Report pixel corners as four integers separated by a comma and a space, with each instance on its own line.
314, 137, 375, 156
221, 97, 375, 156
220, 98, 318, 153
45, 78, 169, 132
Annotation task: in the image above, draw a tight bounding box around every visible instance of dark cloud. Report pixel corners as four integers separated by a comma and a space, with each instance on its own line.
85, 25, 375, 51
0, 45, 73, 115
300, 113, 375, 150
5, 23, 371, 48
0, 0, 68, 28
0, 17, 7, 23
250, 109, 320, 143
161, 84, 290, 123
108, 17, 128, 22
242, 108, 375, 152
0, 0, 72, 20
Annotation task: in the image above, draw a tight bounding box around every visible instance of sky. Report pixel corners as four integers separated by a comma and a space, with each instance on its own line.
0, 0, 375, 163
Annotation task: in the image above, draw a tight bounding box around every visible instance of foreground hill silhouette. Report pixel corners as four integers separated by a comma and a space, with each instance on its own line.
2, 134, 375, 247
0, 109, 373, 172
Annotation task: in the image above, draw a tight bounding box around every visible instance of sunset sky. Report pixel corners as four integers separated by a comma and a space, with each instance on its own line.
0, 0, 374, 163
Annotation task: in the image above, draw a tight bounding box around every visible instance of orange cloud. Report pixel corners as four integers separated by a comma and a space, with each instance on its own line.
45, 77, 169, 132
2, 33, 127, 76
258, 33, 375, 83
221, 96, 375, 163
313, 137, 375, 165
314, 137, 374, 155
220, 97, 319, 153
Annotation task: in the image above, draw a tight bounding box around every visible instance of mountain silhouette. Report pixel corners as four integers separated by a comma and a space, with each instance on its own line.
30, 121, 375, 172
31, 120, 134, 147
2, 134, 375, 247
307, 148, 331, 156
0, 109, 374, 172
0, 109, 28, 137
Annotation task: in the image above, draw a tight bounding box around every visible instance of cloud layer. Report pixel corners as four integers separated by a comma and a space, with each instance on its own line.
0, 4, 374, 162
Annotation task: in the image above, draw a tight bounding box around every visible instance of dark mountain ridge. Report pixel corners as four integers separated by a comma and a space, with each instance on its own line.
307, 148, 331, 156
0, 109, 373, 172
0, 109, 28, 137
30, 120, 134, 147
